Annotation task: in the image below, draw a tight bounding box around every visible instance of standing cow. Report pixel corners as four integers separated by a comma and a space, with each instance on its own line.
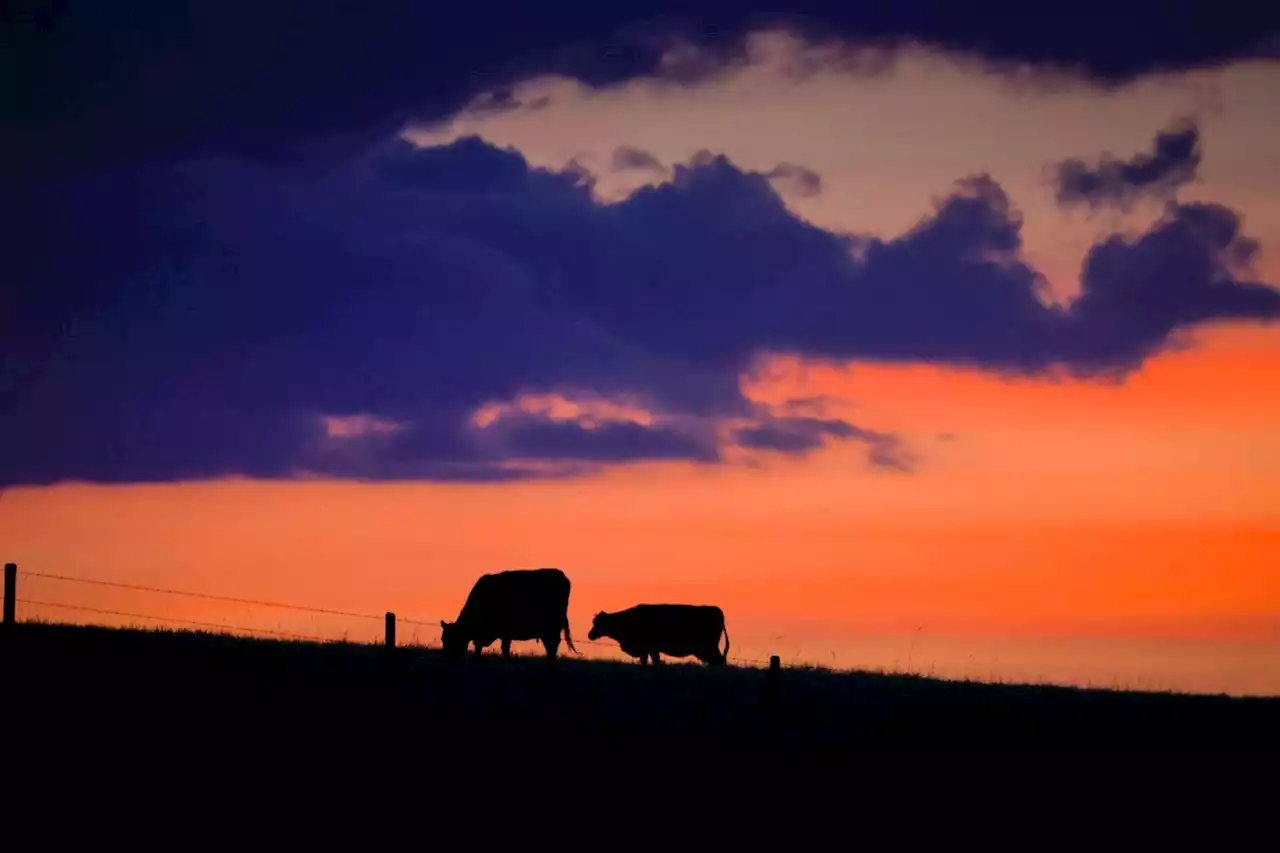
440, 568, 578, 662
587, 604, 730, 666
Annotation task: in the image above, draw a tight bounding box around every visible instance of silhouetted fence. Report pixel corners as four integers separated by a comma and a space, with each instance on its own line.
1, 562, 780, 675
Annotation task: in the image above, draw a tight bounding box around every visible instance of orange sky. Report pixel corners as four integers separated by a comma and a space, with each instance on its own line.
3, 40, 1278, 697
4, 321, 1277, 695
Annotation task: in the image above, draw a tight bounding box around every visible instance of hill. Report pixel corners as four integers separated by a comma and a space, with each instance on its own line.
5, 621, 1276, 830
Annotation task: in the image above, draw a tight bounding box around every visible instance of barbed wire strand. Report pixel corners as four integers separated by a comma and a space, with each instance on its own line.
398, 617, 442, 627
22, 570, 460, 633
16, 598, 340, 643
23, 570, 394, 622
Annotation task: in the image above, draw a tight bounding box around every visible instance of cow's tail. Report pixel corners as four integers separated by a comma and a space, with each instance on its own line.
563, 612, 580, 655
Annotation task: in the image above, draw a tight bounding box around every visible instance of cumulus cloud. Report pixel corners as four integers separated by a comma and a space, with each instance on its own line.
1053, 117, 1203, 211
1064, 201, 1275, 372
4, 1, 1278, 179
2, 125, 1278, 487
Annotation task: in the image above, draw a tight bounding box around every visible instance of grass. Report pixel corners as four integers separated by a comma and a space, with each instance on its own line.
5, 620, 1277, 830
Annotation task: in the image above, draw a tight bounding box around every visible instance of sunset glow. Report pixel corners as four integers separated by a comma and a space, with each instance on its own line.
4, 10, 1278, 699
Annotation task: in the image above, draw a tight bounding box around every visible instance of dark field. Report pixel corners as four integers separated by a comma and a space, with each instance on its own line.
5, 621, 1276, 832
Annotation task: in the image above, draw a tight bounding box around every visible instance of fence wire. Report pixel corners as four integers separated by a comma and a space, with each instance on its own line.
17, 598, 334, 643
23, 570, 391, 622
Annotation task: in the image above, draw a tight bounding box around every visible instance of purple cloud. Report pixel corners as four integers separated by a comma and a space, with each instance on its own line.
5, 2, 1277, 180
2, 125, 1277, 487
1053, 117, 1203, 211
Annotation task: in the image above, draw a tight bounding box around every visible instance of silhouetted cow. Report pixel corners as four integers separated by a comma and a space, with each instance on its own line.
440, 568, 578, 662
588, 604, 730, 666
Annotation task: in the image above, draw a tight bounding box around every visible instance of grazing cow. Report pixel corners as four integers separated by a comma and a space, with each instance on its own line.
440, 568, 578, 662
587, 604, 730, 666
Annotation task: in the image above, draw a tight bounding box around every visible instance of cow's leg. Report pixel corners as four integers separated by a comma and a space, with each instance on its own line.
501, 638, 512, 660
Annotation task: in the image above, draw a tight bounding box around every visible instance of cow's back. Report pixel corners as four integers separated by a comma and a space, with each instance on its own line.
458, 568, 570, 638
618, 604, 723, 650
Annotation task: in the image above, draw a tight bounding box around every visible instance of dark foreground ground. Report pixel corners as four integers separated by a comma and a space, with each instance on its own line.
5, 621, 1277, 836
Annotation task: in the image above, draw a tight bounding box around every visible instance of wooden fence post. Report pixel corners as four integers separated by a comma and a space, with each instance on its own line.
765, 654, 781, 731
385, 611, 396, 649
3, 563, 15, 627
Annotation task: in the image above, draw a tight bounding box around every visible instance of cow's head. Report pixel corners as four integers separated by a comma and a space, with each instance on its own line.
440, 620, 467, 658
587, 611, 612, 641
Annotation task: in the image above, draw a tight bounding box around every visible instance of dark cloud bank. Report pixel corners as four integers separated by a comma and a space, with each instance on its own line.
3, 124, 1277, 487
2, 1, 1279, 487
4, 0, 1278, 178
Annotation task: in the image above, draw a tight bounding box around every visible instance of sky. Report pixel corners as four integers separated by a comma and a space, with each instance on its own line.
3, 1, 1279, 696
